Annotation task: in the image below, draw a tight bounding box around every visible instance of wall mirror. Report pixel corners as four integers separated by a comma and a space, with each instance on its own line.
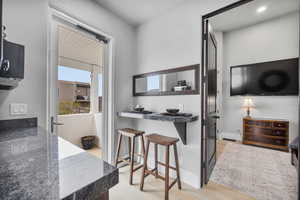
133, 64, 200, 96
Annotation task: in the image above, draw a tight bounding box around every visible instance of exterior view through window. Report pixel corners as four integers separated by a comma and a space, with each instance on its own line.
58, 66, 91, 115
58, 66, 103, 115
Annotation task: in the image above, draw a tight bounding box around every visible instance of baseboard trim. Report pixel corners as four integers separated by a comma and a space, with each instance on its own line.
146, 158, 200, 189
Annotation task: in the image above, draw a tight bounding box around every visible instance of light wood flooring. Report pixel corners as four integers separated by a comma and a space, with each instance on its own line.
217, 139, 241, 160
86, 147, 102, 158
110, 163, 254, 200
87, 141, 254, 199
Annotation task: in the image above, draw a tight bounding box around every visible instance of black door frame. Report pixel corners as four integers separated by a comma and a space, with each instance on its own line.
201, 0, 255, 187
203, 20, 219, 184
201, 1, 300, 196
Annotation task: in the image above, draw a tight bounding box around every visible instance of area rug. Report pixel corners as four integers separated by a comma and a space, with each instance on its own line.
210, 142, 297, 200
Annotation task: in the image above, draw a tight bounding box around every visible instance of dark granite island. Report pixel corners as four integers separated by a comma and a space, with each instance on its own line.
0, 118, 118, 200
59, 139, 118, 200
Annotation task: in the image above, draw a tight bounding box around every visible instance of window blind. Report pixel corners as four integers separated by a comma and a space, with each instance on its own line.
58, 25, 104, 72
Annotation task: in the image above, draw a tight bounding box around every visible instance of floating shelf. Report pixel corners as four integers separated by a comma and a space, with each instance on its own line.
118, 112, 199, 145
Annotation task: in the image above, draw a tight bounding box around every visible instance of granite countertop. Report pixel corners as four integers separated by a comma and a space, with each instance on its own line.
0, 118, 118, 200
0, 127, 59, 200
59, 139, 118, 199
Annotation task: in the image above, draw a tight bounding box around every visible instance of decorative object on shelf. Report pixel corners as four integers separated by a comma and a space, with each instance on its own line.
242, 98, 255, 117
243, 117, 289, 151
81, 135, 96, 150
173, 80, 192, 92
133, 104, 144, 112
166, 108, 180, 114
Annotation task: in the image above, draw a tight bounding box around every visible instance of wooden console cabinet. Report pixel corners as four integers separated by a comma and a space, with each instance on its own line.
243, 117, 289, 152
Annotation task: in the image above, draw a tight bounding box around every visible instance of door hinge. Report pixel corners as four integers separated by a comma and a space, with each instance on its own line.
203, 33, 208, 41
202, 75, 207, 83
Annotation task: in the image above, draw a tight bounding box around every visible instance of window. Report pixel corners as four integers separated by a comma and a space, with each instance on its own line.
58, 66, 91, 115
57, 26, 105, 115
147, 75, 160, 92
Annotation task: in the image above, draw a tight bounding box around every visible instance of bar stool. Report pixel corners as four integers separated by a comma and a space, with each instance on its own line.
115, 128, 146, 185
140, 134, 181, 200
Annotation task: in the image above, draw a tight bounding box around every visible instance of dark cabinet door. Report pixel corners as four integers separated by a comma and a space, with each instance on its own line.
204, 20, 218, 184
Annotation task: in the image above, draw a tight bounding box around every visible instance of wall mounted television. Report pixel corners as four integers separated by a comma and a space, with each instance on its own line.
230, 58, 299, 96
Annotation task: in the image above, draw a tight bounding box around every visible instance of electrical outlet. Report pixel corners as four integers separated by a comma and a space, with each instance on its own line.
178, 104, 184, 112
10, 103, 28, 115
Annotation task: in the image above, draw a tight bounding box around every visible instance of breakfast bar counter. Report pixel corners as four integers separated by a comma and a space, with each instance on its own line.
118, 111, 199, 145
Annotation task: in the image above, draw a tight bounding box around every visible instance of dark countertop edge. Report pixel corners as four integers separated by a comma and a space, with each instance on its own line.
66, 168, 119, 199
118, 112, 199, 123
0, 117, 38, 130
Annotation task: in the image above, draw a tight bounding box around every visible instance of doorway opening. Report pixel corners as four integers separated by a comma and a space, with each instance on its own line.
47, 9, 115, 164
201, 0, 300, 199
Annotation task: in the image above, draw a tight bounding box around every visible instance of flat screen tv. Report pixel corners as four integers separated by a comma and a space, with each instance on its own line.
230, 58, 299, 96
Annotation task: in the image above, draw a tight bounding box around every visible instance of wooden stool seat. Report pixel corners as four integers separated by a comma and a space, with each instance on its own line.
146, 134, 179, 146
115, 128, 146, 185
140, 134, 181, 200
118, 128, 145, 137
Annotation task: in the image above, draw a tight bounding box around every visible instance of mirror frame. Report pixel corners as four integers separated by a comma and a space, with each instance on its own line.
133, 64, 200, 96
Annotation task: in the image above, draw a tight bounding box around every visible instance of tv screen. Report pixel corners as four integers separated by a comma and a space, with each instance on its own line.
230, 58, 299, 96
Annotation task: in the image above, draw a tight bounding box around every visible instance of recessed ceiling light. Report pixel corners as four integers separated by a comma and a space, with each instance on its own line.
257, 6, 267, 13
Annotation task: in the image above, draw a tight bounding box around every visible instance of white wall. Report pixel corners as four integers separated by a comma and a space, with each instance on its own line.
0, 0, 48, 127
134, 0, 237, 188
57, 113, 102, 147
50, 0, 137, 131
57, 114, 96, 146
222, 12, 299, 142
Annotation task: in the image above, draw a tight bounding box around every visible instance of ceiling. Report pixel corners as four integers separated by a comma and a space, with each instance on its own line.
93, 0, 188, 26
210, 0, 300, 32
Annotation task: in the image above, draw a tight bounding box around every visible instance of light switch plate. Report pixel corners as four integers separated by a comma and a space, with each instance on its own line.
10, 103, 28, 115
